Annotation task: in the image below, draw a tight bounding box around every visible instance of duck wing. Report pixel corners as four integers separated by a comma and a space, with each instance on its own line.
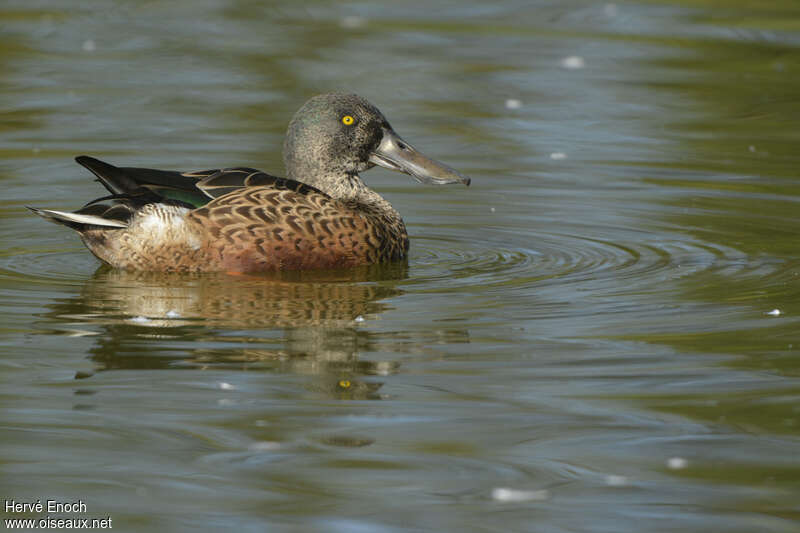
33, 156, 324, 231
76, 155, 322, 205
196, 168, 324, 199
77, 155, 228, 208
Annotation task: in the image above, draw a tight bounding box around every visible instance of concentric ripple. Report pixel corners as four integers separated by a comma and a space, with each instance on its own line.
0, 249, 100, 286
2, 222, 756, 297
0, 211, 772, 333
409, 224, 755, 296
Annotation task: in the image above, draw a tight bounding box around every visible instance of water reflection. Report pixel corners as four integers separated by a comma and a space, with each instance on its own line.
43, 264, 407, 398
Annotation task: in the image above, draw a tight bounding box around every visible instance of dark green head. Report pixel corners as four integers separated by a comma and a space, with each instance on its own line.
283, 93, 470, 197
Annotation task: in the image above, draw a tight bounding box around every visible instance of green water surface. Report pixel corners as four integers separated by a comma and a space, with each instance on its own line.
2, 1, 800, 531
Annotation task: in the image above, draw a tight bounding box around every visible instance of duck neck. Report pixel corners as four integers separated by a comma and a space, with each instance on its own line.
289, 169, 402, 221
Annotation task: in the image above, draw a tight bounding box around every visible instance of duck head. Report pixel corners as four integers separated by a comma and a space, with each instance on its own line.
283, 93, 470, 198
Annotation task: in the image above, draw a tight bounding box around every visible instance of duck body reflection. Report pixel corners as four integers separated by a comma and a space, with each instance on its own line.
45, 263, 419, 400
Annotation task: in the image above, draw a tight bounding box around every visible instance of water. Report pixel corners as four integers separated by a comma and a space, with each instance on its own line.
2, 1, 800, 531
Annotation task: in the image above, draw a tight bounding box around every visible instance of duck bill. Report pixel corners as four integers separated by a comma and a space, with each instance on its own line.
369, 128, 471, 186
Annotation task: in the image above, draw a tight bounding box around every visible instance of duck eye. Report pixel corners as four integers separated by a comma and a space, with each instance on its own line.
341, 115, 355, 126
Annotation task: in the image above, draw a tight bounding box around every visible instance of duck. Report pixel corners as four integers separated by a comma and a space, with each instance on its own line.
30, 93, 470, 272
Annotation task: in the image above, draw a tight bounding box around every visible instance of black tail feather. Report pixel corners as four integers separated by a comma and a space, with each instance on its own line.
75, 156, 205, 209
75, 155, 140, 195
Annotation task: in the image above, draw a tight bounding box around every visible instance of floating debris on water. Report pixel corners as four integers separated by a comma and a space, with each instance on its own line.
550, 152, 567, 160
561, 56, 585, 70
248, 441, 281, 452
490, 207, 496, 212
354, 315, 365, 323
604, 475, 629, 487
767, 309, 782, 316
373, 361, 396, 376
218, 382, 235, 390
320, 435, 375, 447
129, 316, 150, 324
505, 98, 522, 110
340, 15, 366, 29
165, 310, 181, 318
64, 328, 98, 337
491, 487, 550, 502
667, 457, 688, 470
82, 39, 96, 52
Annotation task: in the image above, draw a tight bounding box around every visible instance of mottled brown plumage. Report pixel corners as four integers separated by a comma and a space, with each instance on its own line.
30, 94, 469, 272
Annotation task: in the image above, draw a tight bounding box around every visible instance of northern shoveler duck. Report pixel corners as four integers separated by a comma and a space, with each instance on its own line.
30, 94, 470, 272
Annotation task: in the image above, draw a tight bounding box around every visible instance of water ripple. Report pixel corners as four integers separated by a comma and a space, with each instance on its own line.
410, 225, 755, 295
0, 249, 98, 286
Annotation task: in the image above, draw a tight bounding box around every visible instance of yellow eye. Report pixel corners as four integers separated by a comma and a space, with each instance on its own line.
338, 379, 351, 389
341, 115, 354, 125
